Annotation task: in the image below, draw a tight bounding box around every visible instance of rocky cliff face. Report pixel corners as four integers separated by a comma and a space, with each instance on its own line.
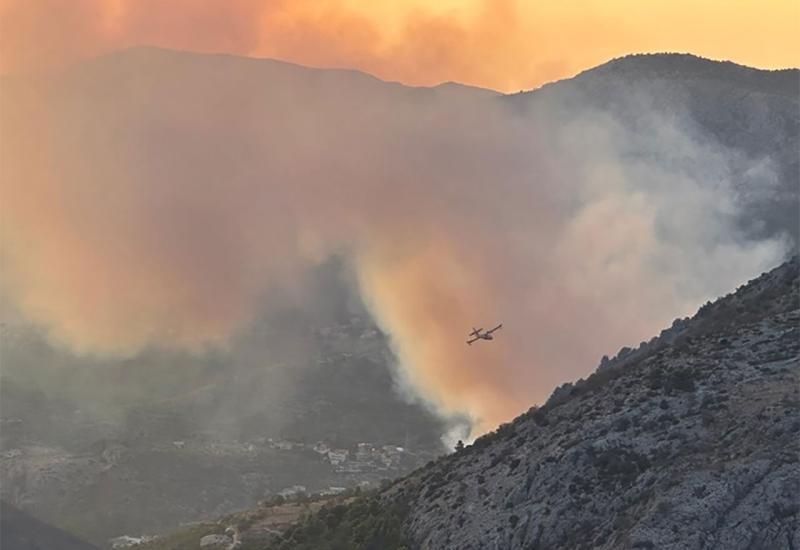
274, 257, 799, 549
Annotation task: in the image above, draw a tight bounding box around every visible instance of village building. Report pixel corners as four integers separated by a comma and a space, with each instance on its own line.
327, 448, 349, 466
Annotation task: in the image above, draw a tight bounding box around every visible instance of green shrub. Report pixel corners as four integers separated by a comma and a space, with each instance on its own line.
273, 495, 412, 550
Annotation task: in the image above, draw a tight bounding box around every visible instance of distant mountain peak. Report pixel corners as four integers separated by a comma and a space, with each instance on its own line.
518, 52, 799, 97
581, 51, 798, 80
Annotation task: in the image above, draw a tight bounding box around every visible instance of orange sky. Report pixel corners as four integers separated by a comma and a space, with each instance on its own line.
1, 0, 797, 91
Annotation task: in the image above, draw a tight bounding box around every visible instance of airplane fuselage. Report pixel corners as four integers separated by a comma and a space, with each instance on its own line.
466, 323, 502, 345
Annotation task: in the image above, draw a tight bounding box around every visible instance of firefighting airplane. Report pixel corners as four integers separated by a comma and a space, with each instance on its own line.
466, 324, 502, 345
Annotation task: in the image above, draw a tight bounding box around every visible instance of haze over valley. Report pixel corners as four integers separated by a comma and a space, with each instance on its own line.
0, 33, 797, 549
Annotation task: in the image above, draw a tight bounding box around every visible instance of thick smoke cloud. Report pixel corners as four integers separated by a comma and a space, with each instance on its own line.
0, 49, 788, 434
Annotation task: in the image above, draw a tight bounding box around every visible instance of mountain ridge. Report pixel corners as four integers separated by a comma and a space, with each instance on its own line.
35, 46, 800, 97
560, 53, 798, 95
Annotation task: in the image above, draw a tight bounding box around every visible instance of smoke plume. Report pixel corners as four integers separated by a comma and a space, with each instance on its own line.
0, 48, 789, 434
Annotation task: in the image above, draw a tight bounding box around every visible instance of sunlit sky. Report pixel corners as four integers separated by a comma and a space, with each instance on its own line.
1, 0, 797, 91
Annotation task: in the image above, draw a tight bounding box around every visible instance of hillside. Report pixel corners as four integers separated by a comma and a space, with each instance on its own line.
270, 257, 799, 549
0, 270, 445, 545
0, 501, 100, 550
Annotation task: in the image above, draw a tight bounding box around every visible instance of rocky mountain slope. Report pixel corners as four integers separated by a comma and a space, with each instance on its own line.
273, 257, 799, 549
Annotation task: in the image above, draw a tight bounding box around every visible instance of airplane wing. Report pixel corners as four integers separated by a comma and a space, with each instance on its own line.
487, 324, 503, 334
466, 336, 480, 345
